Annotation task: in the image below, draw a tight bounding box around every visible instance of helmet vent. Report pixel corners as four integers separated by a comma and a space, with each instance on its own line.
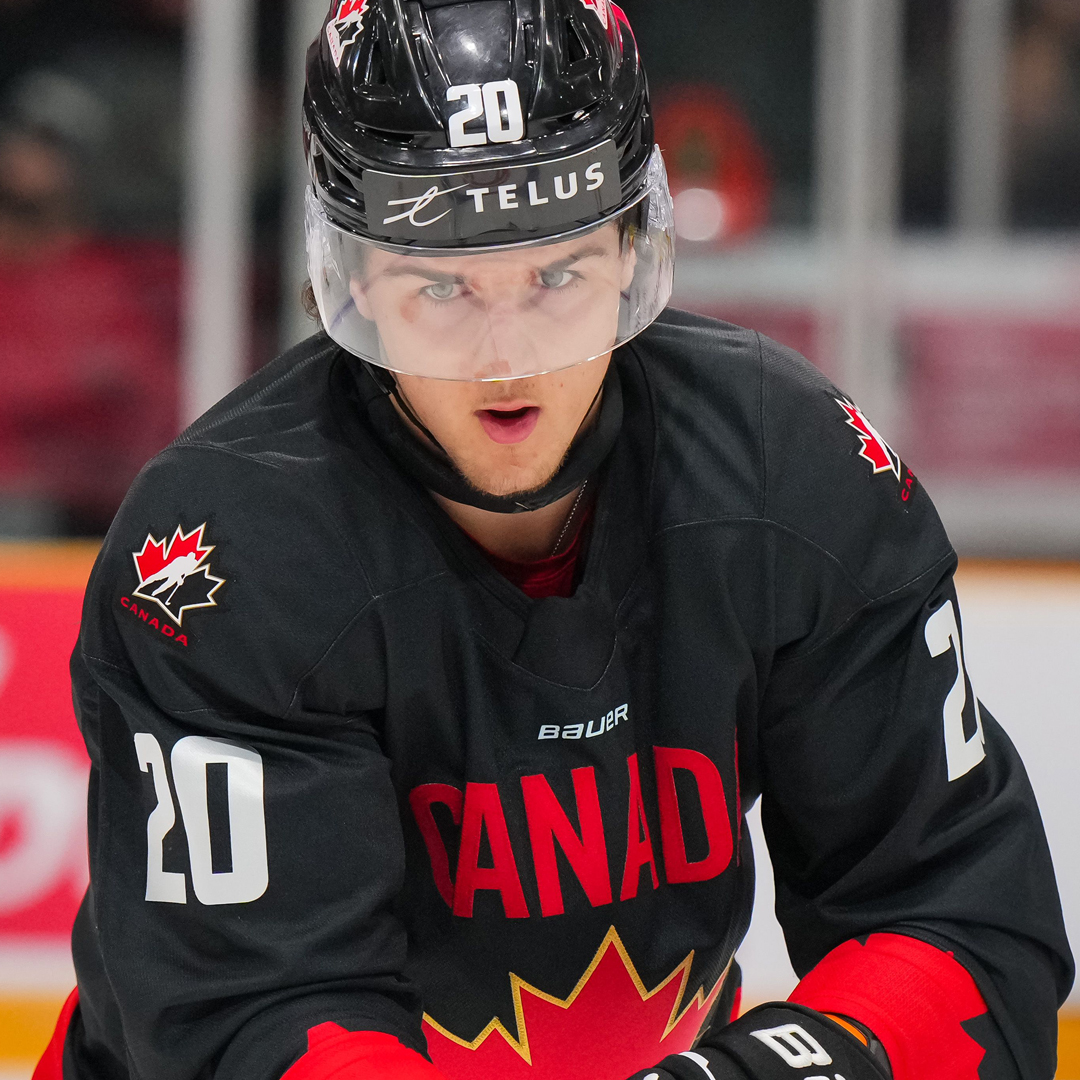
565, 18, 590, 65
360, 127, 414, 145
365, 37, 389, 87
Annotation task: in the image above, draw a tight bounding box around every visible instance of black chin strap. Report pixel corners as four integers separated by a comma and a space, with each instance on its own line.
357, 361, 623, 514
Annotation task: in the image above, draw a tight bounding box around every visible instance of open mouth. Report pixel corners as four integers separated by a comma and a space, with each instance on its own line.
476, 405, 541, 444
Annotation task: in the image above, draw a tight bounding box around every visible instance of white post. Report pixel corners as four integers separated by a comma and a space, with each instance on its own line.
953, 0, 1010, 234
181, 0, 258, 427
280, 0, 331, 352
816, 0, 904, 425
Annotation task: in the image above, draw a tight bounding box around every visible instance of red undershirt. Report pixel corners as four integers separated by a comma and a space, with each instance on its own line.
476, 503, 594, 599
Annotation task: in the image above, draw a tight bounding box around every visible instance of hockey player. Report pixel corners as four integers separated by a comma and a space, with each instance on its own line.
36, 1, 1073, 1079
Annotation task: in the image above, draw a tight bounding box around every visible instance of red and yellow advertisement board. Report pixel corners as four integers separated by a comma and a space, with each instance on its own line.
0, 543, 96, 1067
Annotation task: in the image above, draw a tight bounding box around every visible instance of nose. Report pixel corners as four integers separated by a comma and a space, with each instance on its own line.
471, 358, 515, 380
467, 299, 541, 380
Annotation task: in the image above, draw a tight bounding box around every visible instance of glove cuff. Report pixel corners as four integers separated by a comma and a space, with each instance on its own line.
627, 1002, 891, 1080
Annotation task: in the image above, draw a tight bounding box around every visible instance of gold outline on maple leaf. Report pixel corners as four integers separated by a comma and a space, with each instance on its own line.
131, 522, 224, 627
423, 925, 732, 1067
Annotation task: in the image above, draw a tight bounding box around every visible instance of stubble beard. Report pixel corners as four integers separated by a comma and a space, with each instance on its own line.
452, 443, 573, 499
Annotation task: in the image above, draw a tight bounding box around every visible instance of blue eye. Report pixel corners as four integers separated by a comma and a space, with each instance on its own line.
424, 281, 460, 300
540, 269, 575, 289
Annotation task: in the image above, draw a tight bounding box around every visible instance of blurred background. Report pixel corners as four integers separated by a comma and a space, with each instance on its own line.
0, 0, 1078, 1075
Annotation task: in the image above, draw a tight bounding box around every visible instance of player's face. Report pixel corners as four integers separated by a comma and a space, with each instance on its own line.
350, 224, 631, 496
350, 223, 634, 381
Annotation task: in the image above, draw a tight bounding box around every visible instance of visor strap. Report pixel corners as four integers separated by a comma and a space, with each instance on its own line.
382, 369, 454, 462
361, 361, 468, 470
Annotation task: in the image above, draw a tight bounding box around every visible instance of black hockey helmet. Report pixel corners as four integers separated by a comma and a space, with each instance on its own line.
303, 0, 675, 382
305, 0, 653, 242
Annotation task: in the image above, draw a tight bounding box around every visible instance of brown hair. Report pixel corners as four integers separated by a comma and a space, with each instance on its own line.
301, 279, 322, 324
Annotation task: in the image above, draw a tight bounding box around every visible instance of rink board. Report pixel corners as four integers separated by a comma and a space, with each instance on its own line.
0, 544, 1077, 1075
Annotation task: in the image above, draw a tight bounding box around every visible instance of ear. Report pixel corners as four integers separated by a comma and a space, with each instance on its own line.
349, 277, 374, 320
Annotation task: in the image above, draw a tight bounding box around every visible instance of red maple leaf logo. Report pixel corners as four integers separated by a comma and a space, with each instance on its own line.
577, 0, 610, 27
327, 0, 369, 66
134, 524, 212, 584
835, 398, 901, 481
423, 927, 729, 1080
333, 0, 368, 21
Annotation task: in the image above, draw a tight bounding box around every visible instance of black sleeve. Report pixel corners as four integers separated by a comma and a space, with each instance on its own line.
752, 335, 1074, 1080
70, 448, 423, 1080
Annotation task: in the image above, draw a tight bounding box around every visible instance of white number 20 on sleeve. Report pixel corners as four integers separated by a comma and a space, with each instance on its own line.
924, 599, 986, 781
136, 733, 269, 905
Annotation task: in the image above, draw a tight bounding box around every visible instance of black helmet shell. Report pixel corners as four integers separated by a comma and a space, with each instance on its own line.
304, 0, 653, 247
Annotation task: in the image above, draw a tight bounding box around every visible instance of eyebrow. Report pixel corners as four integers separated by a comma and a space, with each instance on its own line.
375, 265, 464, 284
540, 244, 609, 273
372, 242, 612, 284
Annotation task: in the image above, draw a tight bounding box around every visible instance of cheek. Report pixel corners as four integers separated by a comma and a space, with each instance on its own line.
367, 286, 419, 328
546, 370, 606, 430
400, 380, 482, 437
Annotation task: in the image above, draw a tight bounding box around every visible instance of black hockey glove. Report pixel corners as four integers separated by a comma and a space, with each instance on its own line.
625, 1003, 891, 1080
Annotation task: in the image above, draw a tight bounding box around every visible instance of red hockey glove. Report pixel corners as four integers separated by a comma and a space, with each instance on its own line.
624, 1003, 891, 1080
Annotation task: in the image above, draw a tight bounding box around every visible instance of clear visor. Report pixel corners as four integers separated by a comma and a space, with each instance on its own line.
305, 146, 675, 381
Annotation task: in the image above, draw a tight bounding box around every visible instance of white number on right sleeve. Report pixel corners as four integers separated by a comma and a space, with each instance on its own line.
924, 599, 986, 781
171, 736, 269, 906
135, 733, 268, 905
135, 732, 187, 904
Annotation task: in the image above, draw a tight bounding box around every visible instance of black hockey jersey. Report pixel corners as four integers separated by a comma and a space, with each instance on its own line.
63, 310, 1072, 1080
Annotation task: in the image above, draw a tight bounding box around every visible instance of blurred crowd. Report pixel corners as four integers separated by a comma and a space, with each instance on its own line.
0, 0, 186, 535
905, 0, 1080, 226
0, 0, 282, 537
1009, 0, 1080, 224
1, 0, 1080, 538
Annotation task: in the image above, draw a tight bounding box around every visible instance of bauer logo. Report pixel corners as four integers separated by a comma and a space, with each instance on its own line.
750, 1023, 833, 1068
130, 523, 225, 627
363, 141, 621, 243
